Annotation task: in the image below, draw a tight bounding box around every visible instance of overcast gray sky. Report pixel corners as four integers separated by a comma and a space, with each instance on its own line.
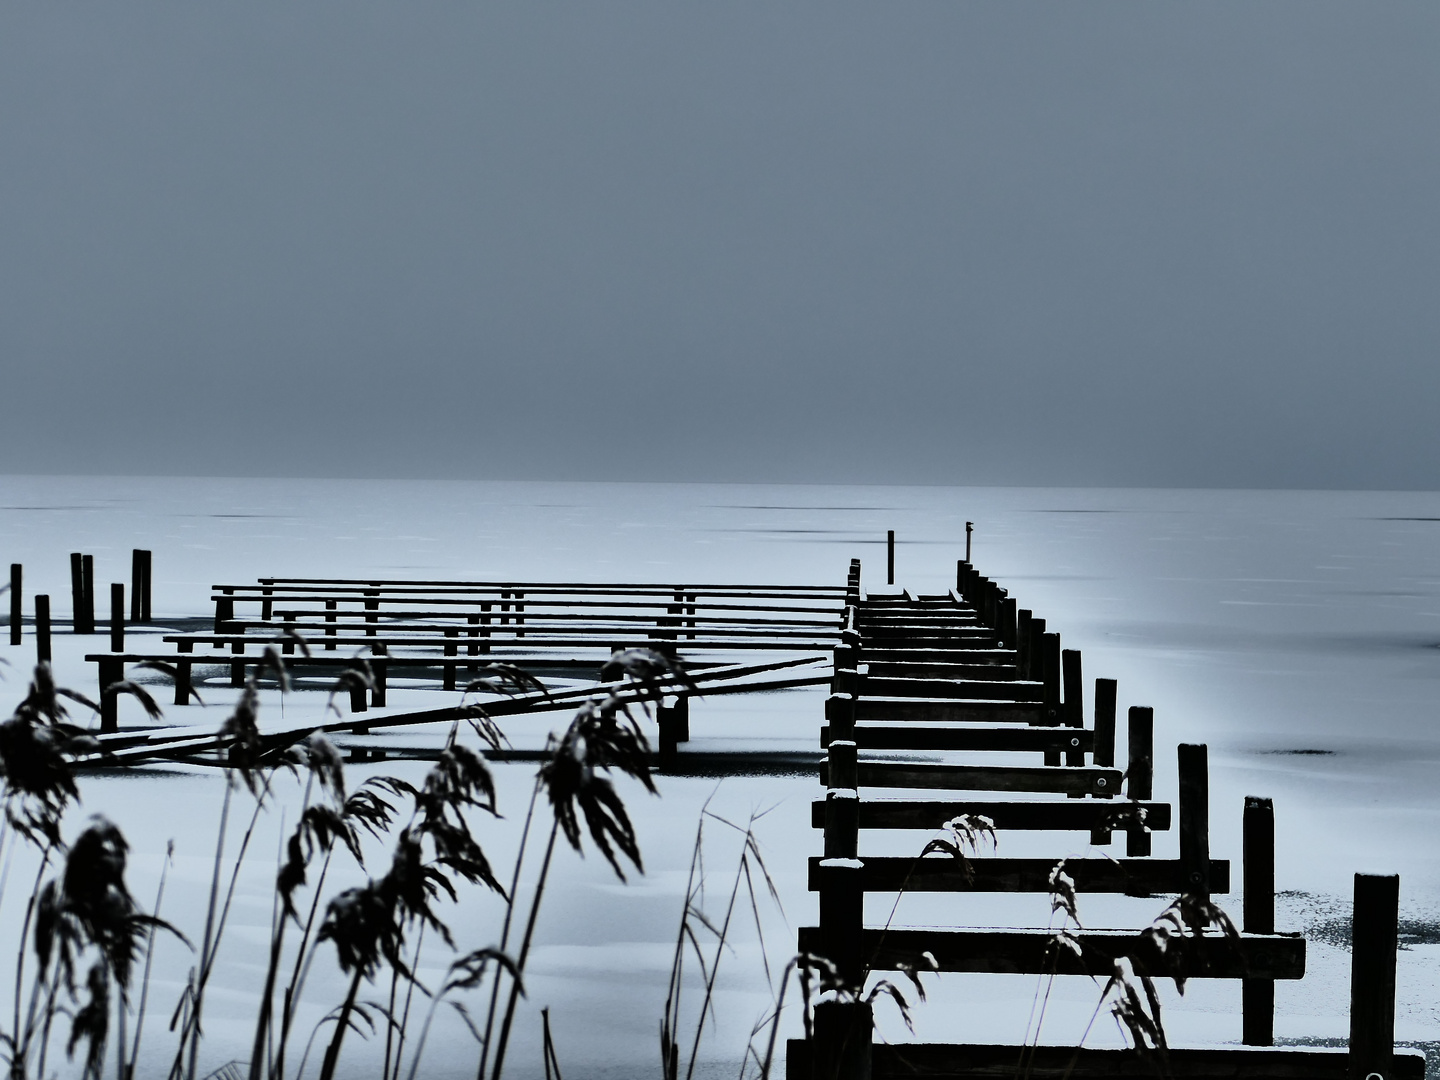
1, 3, 1435, 488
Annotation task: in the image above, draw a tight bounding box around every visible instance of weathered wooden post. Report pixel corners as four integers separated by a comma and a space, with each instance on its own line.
1041, 632, 1061, 765
515, 591, 526, 638
1089, 678, 1118, 844
831, 665, 861, 698
821, 738, 862, 970
71, 553, 85, 633
110, 583, 125, 653
998, 595, 1017, 649
140, 549, 152, 621
811, 999, 872, 1080
325, 599, 338, 650
349, 664, 369, 714
828, 737, 858, 789
685, 592, 697, 640
1016, 609, 1032, 677
35, 594, 51, 664
98, 656, 122, 733
1177, 744, 1210, 898
173, 659, 193, 707
9, 563, 21, 646
1126, 707, 1154, 856
657, 695, 690, 769
1062, 649, 1084, 767
1027, 616, 1047, 682
371, 643, 388, 707
131, 550, 144, 621
215, 587, 235, 634
819, 685, 867, 1079
364, 588, 379, 637
658, 600, 680, 644
965, 520, 973, 562
1242, 795, 1275, 1045
886, 531, 895, 585
826, 693, 857, 744
824, 788, 859, 859
81, 555, 94, 633
1092, 679, 1117, 776
1350, 873, 1400, 1080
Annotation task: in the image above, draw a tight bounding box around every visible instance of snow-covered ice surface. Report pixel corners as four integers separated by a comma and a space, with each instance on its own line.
3, 475, 1440, 1077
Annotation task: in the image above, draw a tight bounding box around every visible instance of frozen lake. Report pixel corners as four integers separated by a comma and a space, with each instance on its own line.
2, 475, 1439, 1077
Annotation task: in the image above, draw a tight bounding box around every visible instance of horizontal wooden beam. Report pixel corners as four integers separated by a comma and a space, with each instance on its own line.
856, 617, 984, 629
238, 579, 848, 596
855, 647, 1016, 663
783, 1041, 1425, 1080
855, 699, 1049, 724
862, 661, 1020, 679
240, 610, 839, 629
818, 761, 1121, 795
796, 926, 1305, 979
861, 677, 1043, 701
822, 725, 1091, 754
809, 799, 1172, 832
242, 597, 844, 616
171, 635, 838, 653
807, 856, 1230, 894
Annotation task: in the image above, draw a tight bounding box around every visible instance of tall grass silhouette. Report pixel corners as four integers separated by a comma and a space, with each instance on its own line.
0, 644, 701, 1080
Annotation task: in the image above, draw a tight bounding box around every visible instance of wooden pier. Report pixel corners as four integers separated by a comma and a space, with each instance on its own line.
789, 558, 1420, 1080
80, 576, 843, 743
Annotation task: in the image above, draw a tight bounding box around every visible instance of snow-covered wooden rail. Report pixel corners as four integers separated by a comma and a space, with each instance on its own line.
789, 557, 1420, 1080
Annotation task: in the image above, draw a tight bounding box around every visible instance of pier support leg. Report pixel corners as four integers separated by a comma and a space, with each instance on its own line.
71, 553, 85, 633
1126, 706, 1153, 857
99, 657, 122, 733
1243, 795, 1275, 1045
1090, 678, 1118, 845
657, 697, 689, 769
1177, 744, 1210, 899
110, 583, 125, 653
8, 564, 19, 646
811, 999, 872, 1080
173, 659, 193, 707
1350, 873, 1400, 1080
372, 647, 387, 707
35, 595, 50, 664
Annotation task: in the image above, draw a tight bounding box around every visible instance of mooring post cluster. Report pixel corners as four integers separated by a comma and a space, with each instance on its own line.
1, 549, 155, 732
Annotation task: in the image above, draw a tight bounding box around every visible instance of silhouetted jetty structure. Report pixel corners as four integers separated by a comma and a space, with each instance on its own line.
82, 576, 840, 746
789, 558, 1419, 1080
11, 547, 1419, 1074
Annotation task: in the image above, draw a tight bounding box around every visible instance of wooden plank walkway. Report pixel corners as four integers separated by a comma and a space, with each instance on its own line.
790, 557, 1420, 1080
